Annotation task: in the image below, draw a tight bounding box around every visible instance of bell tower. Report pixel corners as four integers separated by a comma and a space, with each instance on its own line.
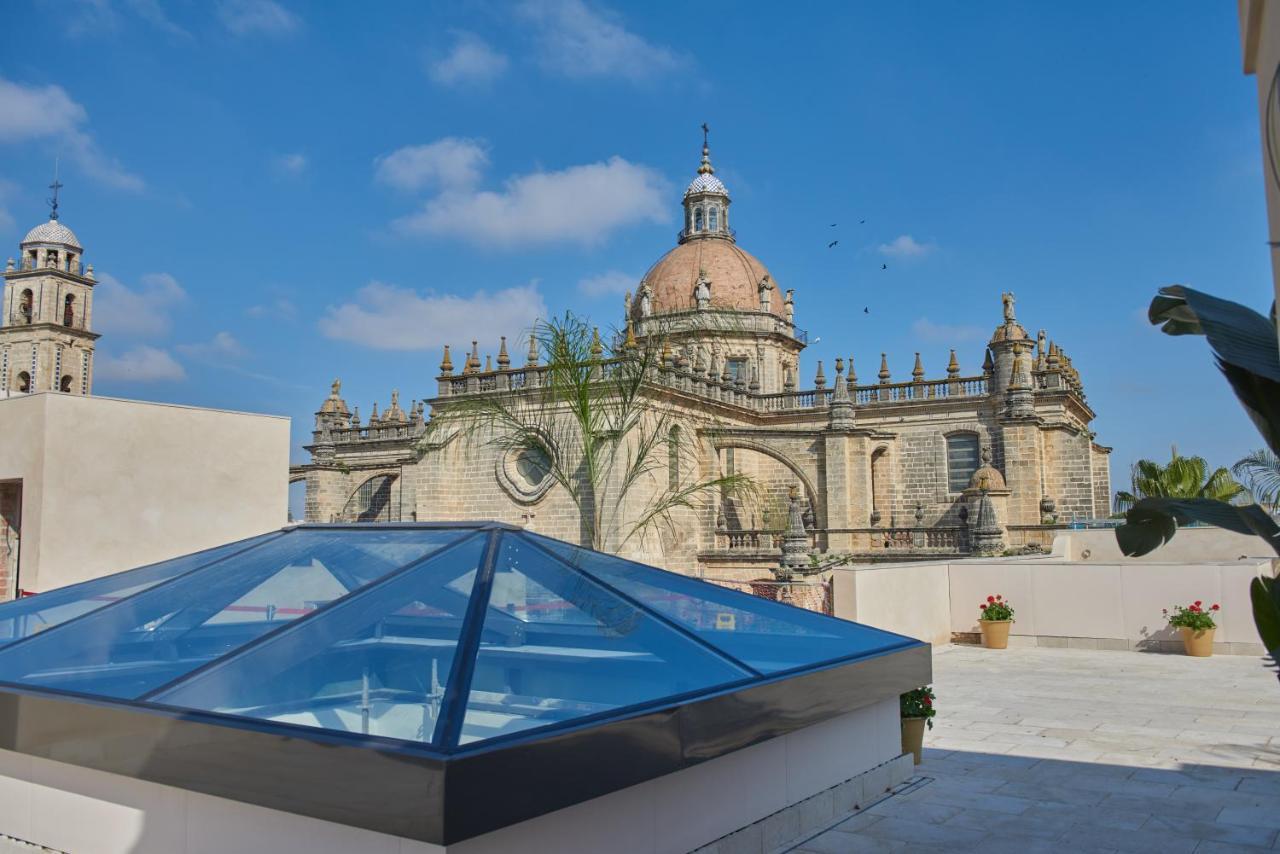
0, 178, 99, 395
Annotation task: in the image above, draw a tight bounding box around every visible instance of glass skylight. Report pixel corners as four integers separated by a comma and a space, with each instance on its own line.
0, 524, 918, 752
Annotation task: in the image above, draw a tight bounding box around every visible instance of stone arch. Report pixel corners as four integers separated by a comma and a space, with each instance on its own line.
712, 439, 821, 528
341, 471, 400, 522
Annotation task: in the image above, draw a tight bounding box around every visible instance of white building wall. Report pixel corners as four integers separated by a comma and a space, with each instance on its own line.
0, 393, 290, 594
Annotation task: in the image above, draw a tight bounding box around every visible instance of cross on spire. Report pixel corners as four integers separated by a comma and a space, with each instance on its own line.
48, 159, 63, 222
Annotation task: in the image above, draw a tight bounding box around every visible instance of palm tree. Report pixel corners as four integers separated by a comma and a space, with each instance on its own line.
1233, 449, 1280, 512
421, 311, 752, 554
1114, 445, 1246, 513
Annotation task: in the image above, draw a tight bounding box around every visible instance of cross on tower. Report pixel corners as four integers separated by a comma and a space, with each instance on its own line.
701, 122, 709, 147
47, 160, 62, 222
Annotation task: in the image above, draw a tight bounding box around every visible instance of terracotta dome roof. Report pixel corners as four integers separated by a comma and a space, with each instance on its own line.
636, 238, 782, 317
989, 320, 1028, 343
22, 219, 81, 250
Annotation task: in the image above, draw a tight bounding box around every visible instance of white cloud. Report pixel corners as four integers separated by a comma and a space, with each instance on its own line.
518, 0, 682, 82
374, 138, 488, 192
178, 331, 246, 360
393, 155, 667, 246
878, 234, 937, 259
95, 346, 186, 382
274, 152, 308, 176
0, 78, 143, 191
125, 0, 191, 37
93, 272, 187, 337
578, 270, 636, 298
246, 297, 297, 319
912, 317, 985, 343
217, 0, 299, 36
319, 281, 547, 352
428, 32, 509, 86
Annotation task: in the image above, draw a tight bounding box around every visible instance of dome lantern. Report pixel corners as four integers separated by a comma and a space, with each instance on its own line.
680, 123, 732, 244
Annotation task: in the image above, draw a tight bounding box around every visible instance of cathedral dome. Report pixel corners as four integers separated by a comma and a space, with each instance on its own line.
22, 219, 81, 250
636, 238, 782, 317
685, 172, 728, 198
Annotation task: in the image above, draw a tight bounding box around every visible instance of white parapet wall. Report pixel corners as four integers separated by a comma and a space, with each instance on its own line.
0, 392, 290, 594
831, 544, 1276, 655
0, 699, 908, 854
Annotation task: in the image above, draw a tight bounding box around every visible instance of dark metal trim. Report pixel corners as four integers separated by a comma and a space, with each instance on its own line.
433, 529, 503, 748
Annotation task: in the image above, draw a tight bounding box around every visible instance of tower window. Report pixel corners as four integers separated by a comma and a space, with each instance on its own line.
946, 433, 981, 493
60, 375, 72, 393
709, 206, 718, 231
694, 208, 704, 232
668, 425, 681, 489
16, 372, 30, 393
19, 290, 32, 323
64, 295, 75, 327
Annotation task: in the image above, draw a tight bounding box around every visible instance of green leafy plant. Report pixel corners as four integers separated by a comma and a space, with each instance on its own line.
1164, 601, 1219, 632
1114, 447, 1245, 513
1113, 286, 1280, 678
1233, 448, 1280, 512
900, 686, 936, 728
978, 594, 1014, 622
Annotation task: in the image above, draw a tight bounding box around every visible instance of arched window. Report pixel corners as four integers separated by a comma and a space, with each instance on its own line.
668, 425, 681, 489
19, 290, 32, 323
63, 295, 75, 327
342, 474, 397, 522
16, 372, 30, 393
946, 433, 981, 493
60, 375, 72, 393
694, 208, 704, 232
708, 206, 718, 231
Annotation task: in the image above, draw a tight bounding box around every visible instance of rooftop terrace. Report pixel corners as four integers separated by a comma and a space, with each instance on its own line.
791, 645, 1280, 853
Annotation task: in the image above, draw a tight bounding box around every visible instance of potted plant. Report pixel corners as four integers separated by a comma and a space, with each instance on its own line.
978, 594, 1014, 649
900, 686, 935, 764
1164, 601, 1219, 657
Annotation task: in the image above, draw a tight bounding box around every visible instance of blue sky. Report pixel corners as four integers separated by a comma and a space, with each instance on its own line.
0, 1, 1270, 518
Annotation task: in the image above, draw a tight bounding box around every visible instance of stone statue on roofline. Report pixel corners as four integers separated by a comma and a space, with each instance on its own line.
1002, 291, 1016, 322
637, 284, 652, 318
694, 271, 711, 310
758, 274, 773, 312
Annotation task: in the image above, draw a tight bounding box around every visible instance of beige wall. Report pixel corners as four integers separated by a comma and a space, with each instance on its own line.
1240, 0, 1280, 312
0, 393, 289, 593
831, 549, 1275, 654
1054, 526, 1277, 562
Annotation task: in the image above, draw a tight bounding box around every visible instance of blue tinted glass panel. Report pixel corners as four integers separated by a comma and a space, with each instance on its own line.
0, 529, 462, 699
153, 534, 486, 746
456, 535, 750, 746
0, 532, 281, 646
530, 534, 915, 674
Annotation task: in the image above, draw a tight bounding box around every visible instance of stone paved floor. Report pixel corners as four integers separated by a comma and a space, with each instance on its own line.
790, 645, 1280, 853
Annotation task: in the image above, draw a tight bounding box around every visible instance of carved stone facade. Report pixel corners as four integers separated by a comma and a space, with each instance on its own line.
302, 137, 1112, 579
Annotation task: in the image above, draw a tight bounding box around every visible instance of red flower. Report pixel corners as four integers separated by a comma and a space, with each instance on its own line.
1211, 604, 1220, 611
988, 596, 995, 603
923, 697, 932, 706
1194, 600, 1202, 607
996, 594, 1003, 600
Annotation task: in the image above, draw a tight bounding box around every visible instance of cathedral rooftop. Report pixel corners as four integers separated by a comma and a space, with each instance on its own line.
636, 238, 781, 317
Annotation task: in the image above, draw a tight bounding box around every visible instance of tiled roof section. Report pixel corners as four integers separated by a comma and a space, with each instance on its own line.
22, 219, 82, 250
685, 173, 729, 198
637, 238, 781, 316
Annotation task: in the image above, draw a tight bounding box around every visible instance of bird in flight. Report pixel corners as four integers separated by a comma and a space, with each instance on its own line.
881, 263, 888, 270
860, 219, 866, 224
863, 307, 870, 314
828, 240, 839, 249
829, 223, 837, 227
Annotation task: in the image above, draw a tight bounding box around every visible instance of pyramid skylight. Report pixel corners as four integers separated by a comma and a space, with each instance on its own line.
0, 523, 928, 843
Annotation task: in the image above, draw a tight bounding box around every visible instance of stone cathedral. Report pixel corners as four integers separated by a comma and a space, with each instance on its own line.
302, 136, 1111, 579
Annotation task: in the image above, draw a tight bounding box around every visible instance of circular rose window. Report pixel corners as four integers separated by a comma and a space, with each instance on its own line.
496, 445, 554, 503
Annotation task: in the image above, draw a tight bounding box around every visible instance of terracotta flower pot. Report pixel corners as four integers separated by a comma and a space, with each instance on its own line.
1179, 626, 1215, 657
901, 717, 927, 765
979, 619, 1012, 649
